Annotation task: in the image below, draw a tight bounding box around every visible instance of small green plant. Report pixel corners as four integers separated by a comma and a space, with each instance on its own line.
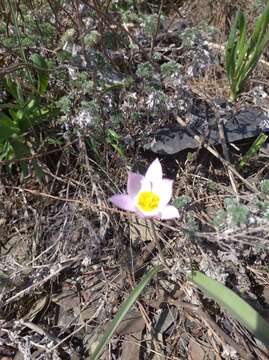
213, 209, 227, 229
83, 31, 101, 48
260, 179, 269, 194
160, 61, 181, 77
106, 129, 125, 158
174, 195, 192, 210
0, 54, 53, 179
226, 2, 269, 101
225, 198, 249, 227
143, 14, 164, 36
136, 62, 154, 80
214, 198, 249, 229
181, 27, 199, 47
239, 133, 268, 168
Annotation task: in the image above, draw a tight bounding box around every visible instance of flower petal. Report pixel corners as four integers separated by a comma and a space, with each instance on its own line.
145, 158, 162, 183
152, 178, 173, 207
159, 205, 179, 220
127, 172, 144, 197
109, 194, 135, 211
135, 206, 160, 218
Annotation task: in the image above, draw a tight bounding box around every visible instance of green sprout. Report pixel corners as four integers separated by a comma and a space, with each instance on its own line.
226, 2, 269, 101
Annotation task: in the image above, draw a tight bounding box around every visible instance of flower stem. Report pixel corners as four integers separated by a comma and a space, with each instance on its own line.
149, 219, 169, 270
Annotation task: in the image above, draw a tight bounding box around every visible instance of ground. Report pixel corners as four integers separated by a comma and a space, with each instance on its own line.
0, 1, 269, 359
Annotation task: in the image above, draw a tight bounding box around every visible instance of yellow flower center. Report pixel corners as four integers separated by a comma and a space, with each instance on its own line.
137, 191, 160, 212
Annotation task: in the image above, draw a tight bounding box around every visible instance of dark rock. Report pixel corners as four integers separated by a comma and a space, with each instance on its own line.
144, 108, 269, 155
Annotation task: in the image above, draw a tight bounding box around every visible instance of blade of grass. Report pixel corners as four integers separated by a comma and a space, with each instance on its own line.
239, 132, 268, 168
91, 265, 160, 360
236, 12, 248, 72
188, 271, 269, 346
237, 11, 247, 56
225, 11, 240, 85
249, 1, 269, 48
226, 2, 269, 100
31, 54, 49, 95
236, 26, 269, 87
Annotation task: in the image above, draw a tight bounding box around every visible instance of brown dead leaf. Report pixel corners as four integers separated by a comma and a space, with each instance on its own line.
129, 215, 155, 243
121, 332, 142, 360
23, 296, 48, 321
189, 338, 206, 360
52, 289, 81, 326
116, 309, 145, 336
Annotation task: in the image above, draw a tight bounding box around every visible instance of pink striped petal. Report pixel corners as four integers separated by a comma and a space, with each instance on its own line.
127, 172, 144, 196
109, 194, 135, 211
145, 158, 162, 183
159, 205, 179, 220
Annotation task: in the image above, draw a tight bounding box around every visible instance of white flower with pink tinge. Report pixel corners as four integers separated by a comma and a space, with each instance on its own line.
109, 159, 180, 219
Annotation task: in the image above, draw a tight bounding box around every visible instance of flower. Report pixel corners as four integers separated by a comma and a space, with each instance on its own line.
109, 159, 179, 219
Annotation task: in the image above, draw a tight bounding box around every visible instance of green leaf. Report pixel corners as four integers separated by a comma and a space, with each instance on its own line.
10, 139, 30, 159
236, 12, 248, 71
188, 271, 269, 346
249, 1, 269, 51
226, 2, 269, 100
91, 266, 160, 360
240, 132, 268, 168
5, 76, 24, 106
31, 54, 49, 95
10, 140, 31, 178
237, 11, 247, 54
225, 11, 241, 84
0, 141, 13, 161
0, 112, 20, 141
32, 160, 45, 183
19, 159, 29, 178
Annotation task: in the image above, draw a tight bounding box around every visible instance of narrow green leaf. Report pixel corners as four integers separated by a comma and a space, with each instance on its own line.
225, 11, 240, 84
0, 112, 20, 141
0, 141, 13, 161
10, 139, 30, 159
31, 54, 49, 95
240, 133, 268, 168
248, 3, 269, 54
236, 28, 269, 94
237, 11, 247, 55
32, 160, 45, 183
227, 2, 269, 100
236, 12, 248, 69
188, 271, 269, 346
91, 266, 160, 360
19, 160, 29, 178
5, 76, 24, 106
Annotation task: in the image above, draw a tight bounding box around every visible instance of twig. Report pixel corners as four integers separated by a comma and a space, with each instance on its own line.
1, 258, 79, 306
48, 300, 105, 352
0, 141, 77, 165
149, 219, 170, 272
214, 107, 239, 198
